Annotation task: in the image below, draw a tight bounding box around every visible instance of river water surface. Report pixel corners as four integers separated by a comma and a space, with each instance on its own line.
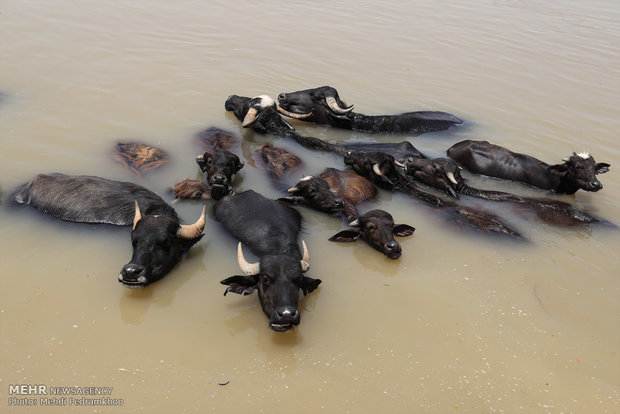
1, 1, 619, 413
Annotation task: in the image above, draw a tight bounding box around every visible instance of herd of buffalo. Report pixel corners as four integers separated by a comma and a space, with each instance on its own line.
8, 86, 613, 332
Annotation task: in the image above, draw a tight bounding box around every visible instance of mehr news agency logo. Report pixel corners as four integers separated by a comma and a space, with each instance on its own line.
8, 384, 124, 407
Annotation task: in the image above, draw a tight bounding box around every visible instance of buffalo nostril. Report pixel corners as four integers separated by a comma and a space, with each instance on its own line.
590, 181, 601, 189
333, 199, 344, 209
278, 93, 286, 100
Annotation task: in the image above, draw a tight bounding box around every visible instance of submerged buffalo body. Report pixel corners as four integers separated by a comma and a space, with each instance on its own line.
215, 190, 321, 332
12, 174, 205, 287
254, 143, 303, 178
277, 86, 462, 134
447, 140, 610, 194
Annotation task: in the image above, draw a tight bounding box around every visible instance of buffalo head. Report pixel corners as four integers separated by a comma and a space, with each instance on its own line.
550, 152, 610, 193
277, 86, 354, 124
220, 242, 321, 332
329, 210, 415, 259
119, 202, 206, 288
344, 150, 405, 189
196, 150, 244, 200
280, 176, 344, 214
225, 94, 299, 135
404, 157, 462, 198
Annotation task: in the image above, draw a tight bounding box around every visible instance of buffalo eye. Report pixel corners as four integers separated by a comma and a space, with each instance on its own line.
207, 158, 214, 166
365, 223, 376, 232
261, 273, 274, 287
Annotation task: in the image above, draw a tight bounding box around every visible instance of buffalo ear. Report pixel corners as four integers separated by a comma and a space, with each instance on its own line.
196, 155, 207, 171
177, 233, 204, 250
548, 164, 568, 176
220, 275, 259, 296
393, 224, 415, 237
328, 229, 360, 242
301, 276, 322, 296
596, 162, 610, 174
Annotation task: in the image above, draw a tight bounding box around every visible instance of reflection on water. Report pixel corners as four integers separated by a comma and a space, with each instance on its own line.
1, 0, 619, 412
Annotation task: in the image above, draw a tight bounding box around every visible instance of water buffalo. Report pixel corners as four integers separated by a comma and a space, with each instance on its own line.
12, 174, 206, 287
447, 140, 610, 194
114, 142, 170, 174
173, 127, 245, 201
215, 190, 321, 332
403, 156, 462, 198
195, 149, 244, 200
276, 86, 463, 134
283, 168, 376, 221
403, 156, 611, 226
329, 210, 415, 259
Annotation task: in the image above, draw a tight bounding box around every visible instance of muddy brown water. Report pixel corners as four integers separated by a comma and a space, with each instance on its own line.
1, 1, 619, 413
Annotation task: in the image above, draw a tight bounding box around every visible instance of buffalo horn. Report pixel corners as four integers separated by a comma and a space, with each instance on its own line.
276, 104, 313, 119
300, 240, 310, 272
132, 200, 142, 230
176, 205, 207, 239
237, 243, 260, 275
394, 160, 406, 168
349, 219, 360, 227
325, 97, 354, 114
446, 172, 458, 185
287, 186, 298, 193
242, 107, 258, 127
372, 163, 383, 176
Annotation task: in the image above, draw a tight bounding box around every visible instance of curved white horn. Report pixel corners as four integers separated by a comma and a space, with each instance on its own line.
446, 172, 458, 185
177, 205, 207, 239
276, 104, 313, 119
132, 200, 142, 230
241, 107, 258, 127
300, 240, 310, 272
287, 186, 299, 193
237, 242, 260, 275
394, 160, 406, 168
373, 163, 383, 176
325, 96, 354, 114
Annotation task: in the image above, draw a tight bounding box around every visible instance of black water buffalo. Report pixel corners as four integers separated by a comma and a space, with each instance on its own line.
226, 94, 297, 136
283, 168, 376, 221
403, 156, 462, 198
276, 86, 463, 134
215, 190, 321, 332
173, 127, 245, 201
12, 174, 206, 287
447, 140, 610, 194
403, 156, 611, 226
328, 210, 415, 259
195, 149, 244, 200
